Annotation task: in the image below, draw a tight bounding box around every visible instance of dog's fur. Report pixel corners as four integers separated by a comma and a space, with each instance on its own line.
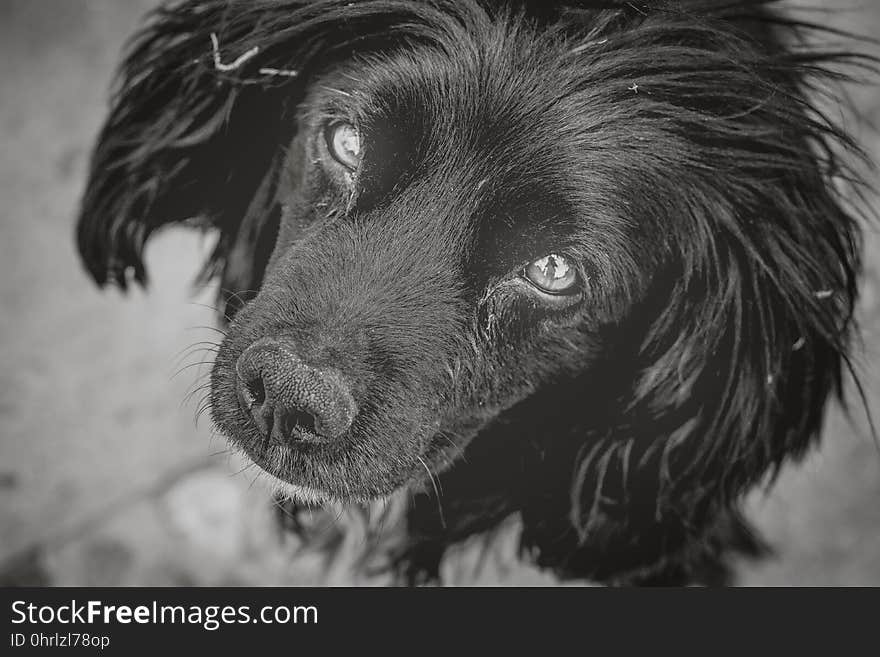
77, 0, 874, 585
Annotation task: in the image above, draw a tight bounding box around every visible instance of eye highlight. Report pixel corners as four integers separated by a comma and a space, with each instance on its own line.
523, 254, 578, 294
325, 121, 362, 170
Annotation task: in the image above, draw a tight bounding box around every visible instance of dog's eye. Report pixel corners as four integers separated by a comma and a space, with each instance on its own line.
523, 254, 578, 294
325, 122, 361, 170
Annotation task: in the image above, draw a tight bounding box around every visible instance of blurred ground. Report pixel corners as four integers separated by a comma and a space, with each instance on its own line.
0, 0, 878, 586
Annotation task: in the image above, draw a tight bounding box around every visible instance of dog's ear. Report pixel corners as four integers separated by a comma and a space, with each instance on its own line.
78, 2, 283, 294
555, 9, 871, 577
76, 0, 458, 308
76, 1, 304, 299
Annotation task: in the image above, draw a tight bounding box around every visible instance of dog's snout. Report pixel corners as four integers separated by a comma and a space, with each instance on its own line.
235, 337, 357, 444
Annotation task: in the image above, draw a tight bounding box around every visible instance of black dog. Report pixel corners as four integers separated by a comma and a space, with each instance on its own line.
77, 0, 872, 585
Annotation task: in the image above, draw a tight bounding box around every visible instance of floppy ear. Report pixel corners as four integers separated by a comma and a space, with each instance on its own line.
78, 2, 276, 295
76, 1, 299, 305
76, 0, 466, 311
534, 5, 869, 581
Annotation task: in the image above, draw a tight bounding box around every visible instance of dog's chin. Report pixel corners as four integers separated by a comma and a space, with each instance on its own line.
222, 421, 464, 505
235, 441, 340, 504
258, 470, 339, 507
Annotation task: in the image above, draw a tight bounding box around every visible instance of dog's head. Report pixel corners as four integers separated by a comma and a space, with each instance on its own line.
77, 0, 866, 562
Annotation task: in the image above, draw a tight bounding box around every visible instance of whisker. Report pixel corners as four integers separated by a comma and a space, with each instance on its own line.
185, 325, 227, 337
417, 456, 446, 530
181, 381, 212, 409
170, 340, 220, 367
171, 360, 217, 381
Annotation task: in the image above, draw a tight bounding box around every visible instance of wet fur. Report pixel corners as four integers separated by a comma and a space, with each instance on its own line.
77, 0, 873, 585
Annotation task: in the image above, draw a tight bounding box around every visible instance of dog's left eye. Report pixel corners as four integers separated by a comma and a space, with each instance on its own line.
523, 254, 578, 294
325, 122, 362, 170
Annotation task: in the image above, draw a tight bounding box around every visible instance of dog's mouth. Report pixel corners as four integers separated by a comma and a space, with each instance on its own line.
210, 337, 461, 503
224, 411, 452, 505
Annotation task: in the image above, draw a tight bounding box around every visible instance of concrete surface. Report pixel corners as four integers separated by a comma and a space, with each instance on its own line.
0, 0, 878, 586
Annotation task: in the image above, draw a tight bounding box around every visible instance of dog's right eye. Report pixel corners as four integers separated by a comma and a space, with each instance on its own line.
522, 254, 579, 295
325, 121, 362, 170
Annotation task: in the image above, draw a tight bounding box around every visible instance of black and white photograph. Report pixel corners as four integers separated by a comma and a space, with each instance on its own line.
1, 0, 880, 597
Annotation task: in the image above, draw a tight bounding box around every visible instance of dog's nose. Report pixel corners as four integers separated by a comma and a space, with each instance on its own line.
235, 337, 356, 444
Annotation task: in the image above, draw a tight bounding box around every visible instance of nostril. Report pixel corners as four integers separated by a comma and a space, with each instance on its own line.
236, 373, 273, 441
280, 409, 317, 439
244, 377, 266, 407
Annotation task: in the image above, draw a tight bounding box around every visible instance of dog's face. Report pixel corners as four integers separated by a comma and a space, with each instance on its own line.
77, 0, 865, 581
210, 35, 654, 502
